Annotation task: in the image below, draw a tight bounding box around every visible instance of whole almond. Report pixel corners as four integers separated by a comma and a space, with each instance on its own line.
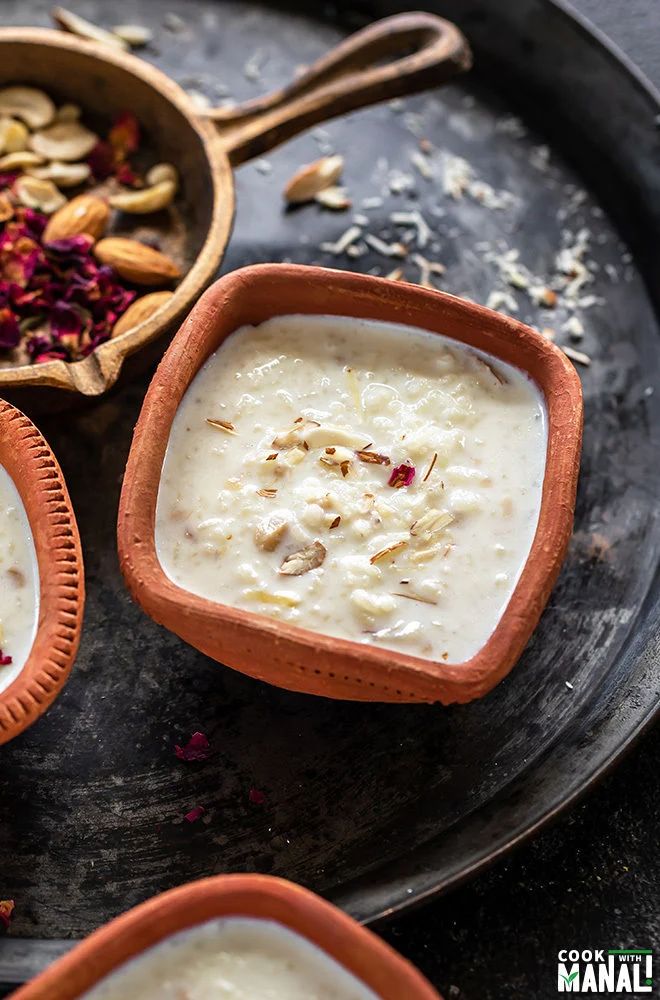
94, 238, 181, 285
43, 194, 109, 242
284, 154, 344, 204
112, 291, 174, 337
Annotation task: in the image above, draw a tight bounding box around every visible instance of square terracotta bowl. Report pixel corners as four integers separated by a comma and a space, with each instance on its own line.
0, 400, 84, 743
10, 874, 441, 999
118, 264, 582, 704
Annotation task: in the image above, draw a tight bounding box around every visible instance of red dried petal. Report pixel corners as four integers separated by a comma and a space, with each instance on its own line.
0, 308, 19, 349
115, 162, 142, 188
184, 805, 205, 823
109, 112, 140, 157
388, 462, 416, 488
87, 140, 116, 180
0, 900, 14, 929
0, 649, 12, 666
248, 788, 266, 805
175, 732, 211, 762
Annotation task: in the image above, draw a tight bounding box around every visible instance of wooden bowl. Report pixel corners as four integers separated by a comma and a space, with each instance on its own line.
118, 264, 583, 704
9, 874, 441, 1000
0, 400, 84, 744
0, 16, 470, 412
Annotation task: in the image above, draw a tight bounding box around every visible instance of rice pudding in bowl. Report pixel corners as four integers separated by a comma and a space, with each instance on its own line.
0, 398, 84, 743
0, 463, 39, 690
10, 875, 441, 1000
118, 264, 583, 703
156, 315, 546, 665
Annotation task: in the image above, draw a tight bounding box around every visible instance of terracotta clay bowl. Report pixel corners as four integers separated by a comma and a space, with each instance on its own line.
10, 873, 442, 1000
0, 399, 84, 744
0, 15, 470, 413
118, 264, 583, 705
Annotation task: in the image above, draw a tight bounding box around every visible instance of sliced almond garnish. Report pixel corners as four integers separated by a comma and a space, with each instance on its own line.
244, 589, 300, 607
30, 121, 98, 162
14, 176, 66, 214
410, 509, 454, 537
329, 515, 341, 529
206, 418, 236, 434
254, 514, 288, 552
257, 488, 278, 498
385, 267, 404, 281
279, 540, 326, 576
370, 540, 407, 564
52, 7, 129, 49
284, 154, 343, 204
392, 590, 438, 605
315, 185, 351, 211
112, 23, 153, 47
356, 449, 390, 466
422, 452, 438, 482
0, 87, 55, 130
304, 423, 370, 449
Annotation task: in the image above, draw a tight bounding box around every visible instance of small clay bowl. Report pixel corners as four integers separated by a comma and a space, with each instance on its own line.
10, 874, 441, 1000
0, 15, 469, 412
0, 399, 84, 744
118, 264, 583, 705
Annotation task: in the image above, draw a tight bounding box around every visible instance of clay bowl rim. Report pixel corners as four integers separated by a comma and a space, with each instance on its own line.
10, 873, 442, 1000
117, 263, 583, 704
0, 27, 233, 399
0, 399, 84, 744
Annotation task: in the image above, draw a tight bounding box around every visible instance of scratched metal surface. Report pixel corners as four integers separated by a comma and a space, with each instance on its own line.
0, 0, 659, 982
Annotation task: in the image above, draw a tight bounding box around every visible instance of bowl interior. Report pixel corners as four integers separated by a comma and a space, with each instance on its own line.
118, 263, 582, 704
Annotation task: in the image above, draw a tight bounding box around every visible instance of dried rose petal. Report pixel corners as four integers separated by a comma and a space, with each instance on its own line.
87, 140, 115, 180
0, 900, 14, 929
248, 788, 266, 805
175, 732, 211, 762
109, 112, 140, 157
388, 462, 416, 488
0, 308, 19, 349
184, 805, 205, 823
0, 649, 12, 666
115, 162, 142, 187
44, 235, 95, 260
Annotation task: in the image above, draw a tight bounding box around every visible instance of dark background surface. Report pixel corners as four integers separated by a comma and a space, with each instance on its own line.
382, 7, 660, 997
0, 2, 658, 998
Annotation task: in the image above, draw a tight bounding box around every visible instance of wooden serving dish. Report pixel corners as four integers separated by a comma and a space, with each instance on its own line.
0, 15, 470, 412
0, 399, 84, 744
10, 874, 441, 1000
118, 264, 583, 705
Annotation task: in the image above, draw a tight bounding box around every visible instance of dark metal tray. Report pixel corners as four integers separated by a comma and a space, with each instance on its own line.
1, 0, 659, 985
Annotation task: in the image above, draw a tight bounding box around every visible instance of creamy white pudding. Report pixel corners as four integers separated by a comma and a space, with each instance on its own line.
82, 917, 379, 1000
156, 315, 547, 663
0, 464, 39, 690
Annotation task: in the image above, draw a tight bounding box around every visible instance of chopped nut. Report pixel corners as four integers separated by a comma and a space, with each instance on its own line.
29, 160, 91, 188
244, 589, 300, 607
304, 423, 370, 449
256, 488, 277, 498
422, 452, 438, 482
52, 7, 129, 49
329, 515, 341, 529
206, 418, 236, 434
0, 150, 45, 171
0, 87, 55, 130
284, 154, 343, 204
356, 449, 390, 466
279, 540, 326, 576
30, 121, 98, 162
14, 176, 66, 214
392, 590, 438, 605
0, 118, 29, 154
370, 540, 407, 564
254, 514, 288, 551
315, 185, 351, 210
562, 344, 591, 366
410, 509, 454, 537
109, 179, 177, 214
112, 23, 153, 47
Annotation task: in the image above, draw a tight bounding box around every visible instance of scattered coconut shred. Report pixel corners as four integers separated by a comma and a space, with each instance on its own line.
277, 104, 621, 368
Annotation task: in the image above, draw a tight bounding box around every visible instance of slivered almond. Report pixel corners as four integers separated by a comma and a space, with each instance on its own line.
206, 418, 236, 434
356, 449, 390, 466
279, 540, 326, 576
52, 7, 129, 49
370, 540, 407, 564
284, 154, 343, 204
315, 185, 351, 210
410, 509, 454, 537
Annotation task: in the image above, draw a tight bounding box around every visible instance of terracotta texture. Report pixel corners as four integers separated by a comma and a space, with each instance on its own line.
118, 264, 583, 705
0, 400, 84, 744
10, 874, 441, 1000
0, 16, 470, 410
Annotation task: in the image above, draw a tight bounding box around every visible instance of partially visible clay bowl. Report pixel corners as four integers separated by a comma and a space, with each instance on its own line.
118, 264, 583, 704
0, 400, 84, 744
10, 874, 441, 999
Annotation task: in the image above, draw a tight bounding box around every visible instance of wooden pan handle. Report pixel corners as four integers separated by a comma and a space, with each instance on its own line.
205, 12, 471, 166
